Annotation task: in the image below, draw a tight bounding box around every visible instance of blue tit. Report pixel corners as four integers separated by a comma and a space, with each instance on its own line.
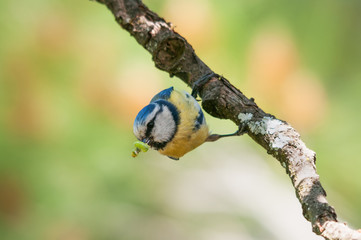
133, 87, 243, 160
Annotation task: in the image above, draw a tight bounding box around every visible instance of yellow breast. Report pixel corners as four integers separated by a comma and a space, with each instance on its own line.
158, 90, 210, 159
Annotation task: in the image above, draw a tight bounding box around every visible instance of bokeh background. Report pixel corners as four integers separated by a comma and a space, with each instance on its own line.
1, 0, 361, 239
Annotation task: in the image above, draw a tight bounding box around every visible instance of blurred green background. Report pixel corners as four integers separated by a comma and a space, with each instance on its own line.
1, 0, 361, 239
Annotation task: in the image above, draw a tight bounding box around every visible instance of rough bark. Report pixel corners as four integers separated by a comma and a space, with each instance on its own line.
93, 0, 361, 239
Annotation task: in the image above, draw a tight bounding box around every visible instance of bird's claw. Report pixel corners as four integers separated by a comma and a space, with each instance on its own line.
191, 72, 220, 99
235, 123, 248, 136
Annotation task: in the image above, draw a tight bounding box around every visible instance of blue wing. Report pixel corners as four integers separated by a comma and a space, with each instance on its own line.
150, 87, 174, 103
194, 108, 205, 130
182, 91, 206, 131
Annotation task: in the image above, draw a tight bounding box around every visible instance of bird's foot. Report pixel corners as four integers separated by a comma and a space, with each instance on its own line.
206, 124, 248, 142
191, 72, 220, 99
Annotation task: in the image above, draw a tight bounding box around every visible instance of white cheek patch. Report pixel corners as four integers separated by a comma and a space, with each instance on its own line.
152, 106, 176, 143
144, 104, 160, 123
133, 104, 161, 140
133, 125, 147, 140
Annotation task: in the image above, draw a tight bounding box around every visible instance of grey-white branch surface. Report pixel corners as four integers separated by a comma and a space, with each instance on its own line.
93, 0, 361, 239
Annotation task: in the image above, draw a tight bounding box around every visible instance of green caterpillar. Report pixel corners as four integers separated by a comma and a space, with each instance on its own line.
131, 141, 150, 157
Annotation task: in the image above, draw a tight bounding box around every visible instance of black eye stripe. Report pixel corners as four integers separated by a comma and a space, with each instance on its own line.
145, 107, 163, 137
145, 119, 155, 137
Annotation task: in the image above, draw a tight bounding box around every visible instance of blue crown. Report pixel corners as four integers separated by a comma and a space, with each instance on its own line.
134, 103, 156, 126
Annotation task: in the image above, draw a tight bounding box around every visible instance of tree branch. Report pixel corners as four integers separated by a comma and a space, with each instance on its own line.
93, 0, 361, 239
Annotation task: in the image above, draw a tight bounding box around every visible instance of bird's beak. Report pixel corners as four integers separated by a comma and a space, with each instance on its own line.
142, 138, 150, 145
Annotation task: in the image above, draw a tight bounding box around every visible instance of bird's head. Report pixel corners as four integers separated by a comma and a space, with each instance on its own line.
133, 100, 179, 150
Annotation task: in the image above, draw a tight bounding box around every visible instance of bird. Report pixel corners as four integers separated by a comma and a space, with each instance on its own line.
133, 85, 245, 160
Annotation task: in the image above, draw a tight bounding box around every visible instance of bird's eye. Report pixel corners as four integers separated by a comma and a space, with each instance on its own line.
147, 121, 154, 129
